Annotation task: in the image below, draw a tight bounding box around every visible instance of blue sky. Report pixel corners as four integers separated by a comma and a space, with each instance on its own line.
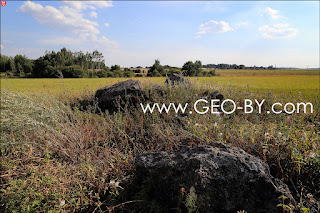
1, 1, 319, 68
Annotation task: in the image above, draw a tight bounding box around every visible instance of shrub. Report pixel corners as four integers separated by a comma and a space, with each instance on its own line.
124, 71, 135, 77
60, 65, 85, 78
96, 69, 110, 78
135, 74, 145, 77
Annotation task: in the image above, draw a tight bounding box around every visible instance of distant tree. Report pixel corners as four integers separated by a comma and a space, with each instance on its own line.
182, 60, 202, 76
92, 50, 104, 69
14, 55, 33, 77
123, 70, 135, 77
0, 54, 10, 72
194, 60, 202, 75
113, 70, 123, 77
6, 58, 16, 74
110, 65, 121, 72
168, 67, 181, 75
239, 64, 246, 69
147, 60, 165, 77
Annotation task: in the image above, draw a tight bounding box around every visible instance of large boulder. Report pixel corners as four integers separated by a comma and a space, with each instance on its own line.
94, 79, 146, 112
131, 143, 294, 213
165, 73, 190, 85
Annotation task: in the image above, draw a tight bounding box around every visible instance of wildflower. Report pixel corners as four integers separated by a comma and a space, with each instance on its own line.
264, 132, 270, 139
109, 179, 120, 187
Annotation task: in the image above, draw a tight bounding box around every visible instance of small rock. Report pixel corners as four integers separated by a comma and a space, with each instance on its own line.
165, 73, 190, 85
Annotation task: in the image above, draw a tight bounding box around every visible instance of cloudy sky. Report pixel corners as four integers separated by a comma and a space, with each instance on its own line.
1, 1, 319, 68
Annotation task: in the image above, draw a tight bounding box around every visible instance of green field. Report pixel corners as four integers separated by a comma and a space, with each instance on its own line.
214, 69, 320, 76
1, 74, 319, 99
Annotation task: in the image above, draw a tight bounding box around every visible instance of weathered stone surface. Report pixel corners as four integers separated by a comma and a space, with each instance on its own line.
132, 143, 294, 213
151, 84, 165, 96
201, 90, 224, 102
165, 73, 190, 85
94, 79, 146, 112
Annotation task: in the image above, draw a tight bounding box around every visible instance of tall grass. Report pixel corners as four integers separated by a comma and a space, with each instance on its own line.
1, 80, 319, 212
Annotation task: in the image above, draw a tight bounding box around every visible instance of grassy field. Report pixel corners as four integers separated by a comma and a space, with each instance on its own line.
214, 69, 319, 76
1, 74, 319, 99
1, 70, 319, 212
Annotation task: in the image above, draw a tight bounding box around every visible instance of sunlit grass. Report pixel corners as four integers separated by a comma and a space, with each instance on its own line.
214, 69, 319, 76
1, 75, 319, 99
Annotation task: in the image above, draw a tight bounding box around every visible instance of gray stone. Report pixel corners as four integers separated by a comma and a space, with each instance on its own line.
94, 79, 146, 112
132, 143, 295, 213
165, 73, 190, 85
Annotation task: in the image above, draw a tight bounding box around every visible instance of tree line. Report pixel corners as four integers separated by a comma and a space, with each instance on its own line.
0, 47, 215, 78
0, 48, 112, 78
146, 60, 216, 77
203, 63, 275, 70
1, 47, 274, 78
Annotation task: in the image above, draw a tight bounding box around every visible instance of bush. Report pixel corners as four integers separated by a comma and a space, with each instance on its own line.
208, 70, 216, 76
96, 69, 110, 78
61, 65, 85, 78
147, 60, 166, 77
124, 71, 135, 77
135, 74, 145, 77
113, 70, 123, 78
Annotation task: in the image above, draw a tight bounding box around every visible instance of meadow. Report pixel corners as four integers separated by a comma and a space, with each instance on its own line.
1, 70, 319, 98
0, 70, 319, 212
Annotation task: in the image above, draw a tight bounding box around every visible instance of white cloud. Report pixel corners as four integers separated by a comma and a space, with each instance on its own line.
198, 20, 233, 34
104, 23, 110, 27
62, 1, 113, 10
90, 35, 117, 50
61, 1, 85, 10
88, 1, 113, 8
264, 7, 287, 19
39, 35, 118, 52
259, 24, 298, 39
235, 21, 249, 27
40, 37, 83, 46
273, 23, 290, 28
17, 1, 100, 37
89, 11, 97, 18
17, 1, 117, 55
194, 36, 202, 39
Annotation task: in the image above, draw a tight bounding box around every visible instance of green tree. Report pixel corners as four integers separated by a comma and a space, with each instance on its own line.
0, 54, 10, 72
182, 60, 203, 76
147, 60, 165, 77
6, 58, 16, 74
14, 55, 33, 77
33, 57, 55, 78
